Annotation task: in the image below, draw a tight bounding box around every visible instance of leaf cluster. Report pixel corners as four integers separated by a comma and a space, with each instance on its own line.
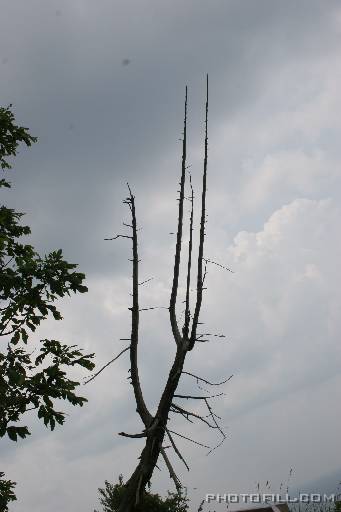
0, 339, 94, 441
94, 475, 189, 512
0, 104, 37, 175
0, 104, 95, 444
0, 472, 17, 512
0, 103, 96, 510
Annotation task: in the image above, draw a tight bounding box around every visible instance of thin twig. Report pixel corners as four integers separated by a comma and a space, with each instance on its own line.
168, 429, 211, 450
204, 258, 234, 273
174, 392, 225, 400
138, 277, 154, 286
83, 345, 130, 384
204, 397, 227, 456
104, 234, 133, 240
182, 371, 233, 386
171, 403, 217, 429
160, 447, 183, 494
165, 429, 189, 471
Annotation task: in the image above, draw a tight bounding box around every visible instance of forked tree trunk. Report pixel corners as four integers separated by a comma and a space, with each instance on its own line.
117, 345, 187, 511
113, 76, 224, 512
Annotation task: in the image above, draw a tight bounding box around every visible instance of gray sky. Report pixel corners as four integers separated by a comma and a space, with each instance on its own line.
1, 1, 341, 511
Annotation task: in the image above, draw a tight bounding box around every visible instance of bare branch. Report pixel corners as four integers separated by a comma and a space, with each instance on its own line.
118, 431, 147, 439
171, 403, 217, 429
204, 398, 225, 436
167, 429, 211, 450
126, 184, 153, 427
104, 234, 133, 240
138, 306, 168, 312
204, 397, 227, 456
206, 435, 226, 456
0, 256, 14, 270
197, 333, 226, 338
182, 371, 233, 386
170, 403, 194, 424
83, 345, 130, 385
174, 392, 225, 400
166, 428, 190, 471
138, 277, 154, 286
183, 172, 194, 339
204, 258, 234, 273
189, 74, 209, 351
169, 86, 188, 346
160, 447, 183, 494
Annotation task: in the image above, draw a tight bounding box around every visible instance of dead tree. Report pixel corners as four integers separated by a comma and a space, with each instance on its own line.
88, 76, 232, 511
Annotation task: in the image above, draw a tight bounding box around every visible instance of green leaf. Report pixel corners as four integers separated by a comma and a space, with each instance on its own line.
0, 178, 11, 188
20, 328, 28, 343
6, 427, 18, 442
7, 368, 25, 385
52, 309, 63, 320
26, 321, 36, 331
43, 395, 53, 407
16, 426, 30, 439
0, 471, 17, 509
10, 330, 20, 345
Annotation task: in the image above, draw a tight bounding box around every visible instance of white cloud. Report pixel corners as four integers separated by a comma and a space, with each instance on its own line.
203, 197, 341, 417
241, 149, 339, 211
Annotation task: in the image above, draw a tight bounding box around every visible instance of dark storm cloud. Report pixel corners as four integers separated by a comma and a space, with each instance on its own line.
1, 0, 338, 277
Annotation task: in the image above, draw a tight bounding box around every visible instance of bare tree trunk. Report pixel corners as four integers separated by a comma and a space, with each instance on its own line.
118, 345, 187, 511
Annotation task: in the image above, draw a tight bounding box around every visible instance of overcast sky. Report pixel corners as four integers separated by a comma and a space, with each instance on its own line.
1, 1, 341, 511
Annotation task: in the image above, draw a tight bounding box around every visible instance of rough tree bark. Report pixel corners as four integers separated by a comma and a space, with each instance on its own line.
89, 76, 232, 512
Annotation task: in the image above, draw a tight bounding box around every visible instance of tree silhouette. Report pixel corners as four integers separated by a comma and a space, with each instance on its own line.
88, 76, 231, 512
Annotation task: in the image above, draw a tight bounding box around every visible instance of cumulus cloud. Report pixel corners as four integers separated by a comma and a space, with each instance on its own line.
204, 197, 341, 417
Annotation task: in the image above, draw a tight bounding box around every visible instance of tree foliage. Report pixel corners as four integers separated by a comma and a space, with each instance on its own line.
0, 104, 95, 507
0, 472, 16, 512
94, 474, 189, 512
